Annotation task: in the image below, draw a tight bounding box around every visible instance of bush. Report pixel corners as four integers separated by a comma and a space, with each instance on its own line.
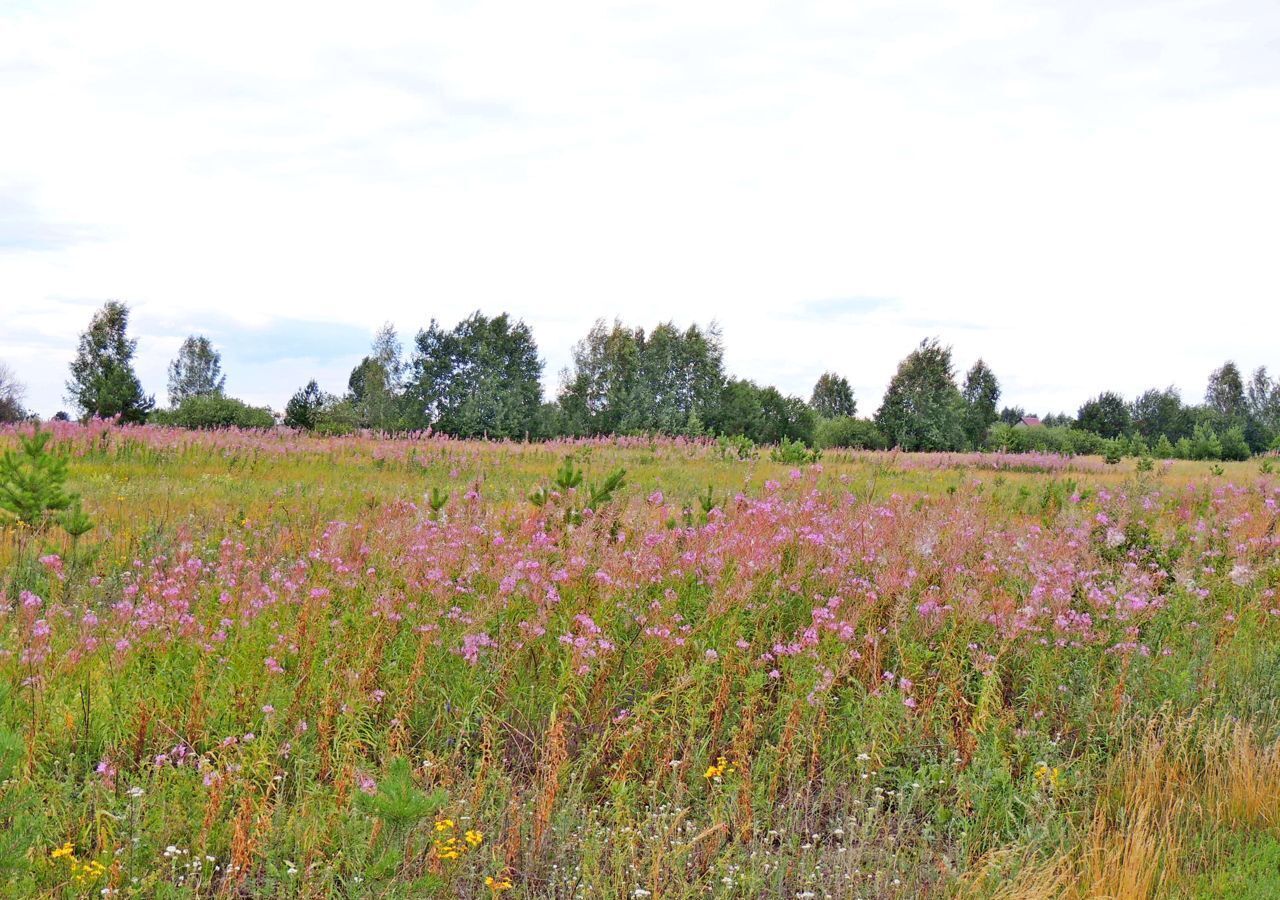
151, 395, 275, 430
814, 416, 887, 450
716, 434, 758, 461
770, 437, 821, 464
313, 399, 361, 436
1186, 424, 1224, 461
985, 424, 1103, 456
1220, 425, 1251, 461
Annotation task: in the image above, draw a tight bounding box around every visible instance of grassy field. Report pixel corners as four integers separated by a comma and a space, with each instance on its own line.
2, 422, 1279, 898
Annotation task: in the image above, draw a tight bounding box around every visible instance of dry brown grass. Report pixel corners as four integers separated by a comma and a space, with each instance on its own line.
961, 711, 1280, 900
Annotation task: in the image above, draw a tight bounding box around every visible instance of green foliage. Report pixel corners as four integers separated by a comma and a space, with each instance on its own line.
587, 467, 626, 508
355, 758, 446, 834
1205, 360, 1246, 420
151, 395, 274, 430
706, 379, 814, 446
427, 487, 449, 515
961, 359, 1001, 449
0, 426, 78, 529
874, 338, 965, 451
1185, 423, 1225, 461
559, 319, 725, 435
167, 335, 226, 406
313, 398, 361, 435
985, 423, 1102, 456
1131, 386, 1192, 443
1075, 391, 1130, 439
770, 436, 821, 464
814, 416, 886, 450
58, 499, 94, 540
0, 695, 38, 880
528, 456, 625, 524
809, 372, 856, 418
348, 324, 407, 432
285, 380, 326, 430
1188, 833, 1280, 899
65, 301, 155, 423
554, 456, 584, 491
716, 434, 758, 460
406, 312, 543, 439
1219, 424, 1251, 461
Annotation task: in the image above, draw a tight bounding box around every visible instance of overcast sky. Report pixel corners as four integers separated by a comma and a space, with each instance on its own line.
2, 0, 1279, 418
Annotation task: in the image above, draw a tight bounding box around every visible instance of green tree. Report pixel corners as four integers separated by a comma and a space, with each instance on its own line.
999, 406, 1027, 426
0, 362, 26, 423
960, 359, 1000, 449
405, 312, 543, 439
348, 324, 406, 432
1076, 392, 1131, 439
873, 339, 965, 451
167, 335, 226, 405
559, 319, 724, 435
1245, 366, 1280, 453
65, 301, 154, 423
0, 426, 79, 529
284, 380, 325, 430
810, 372, 857, 418
1130, 387, 1191, 443
1206, 361, 1246, 422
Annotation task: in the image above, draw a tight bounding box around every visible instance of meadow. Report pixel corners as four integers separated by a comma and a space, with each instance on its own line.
2, 422, 1279, 898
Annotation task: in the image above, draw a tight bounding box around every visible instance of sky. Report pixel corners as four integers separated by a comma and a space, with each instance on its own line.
2, 0, 1279, 418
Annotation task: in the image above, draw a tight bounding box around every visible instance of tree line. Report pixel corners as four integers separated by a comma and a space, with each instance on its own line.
2, 300, 1278, 459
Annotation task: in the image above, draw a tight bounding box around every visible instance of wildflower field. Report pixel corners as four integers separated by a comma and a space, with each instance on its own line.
3, 423, 1280, 898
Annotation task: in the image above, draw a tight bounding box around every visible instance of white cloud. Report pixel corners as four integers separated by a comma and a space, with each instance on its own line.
2, 0, 1278, 416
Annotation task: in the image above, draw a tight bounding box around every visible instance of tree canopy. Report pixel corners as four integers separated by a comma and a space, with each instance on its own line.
66, 301, 154, 423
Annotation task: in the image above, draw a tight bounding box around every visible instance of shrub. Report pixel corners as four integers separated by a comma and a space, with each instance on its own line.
1220, 425, 1251, 461
1187, 424, 1224, 461
152, 395, 275, 430
770, 436, 821, 464
716, 434, 758, 460
814, 416, 887, 450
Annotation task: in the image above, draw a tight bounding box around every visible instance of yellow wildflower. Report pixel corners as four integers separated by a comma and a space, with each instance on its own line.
486, 874, 514, 892
434, 818, 455, 832
51, 841, 75, 860
704, 754, 733, 780
465, 829, 484, 847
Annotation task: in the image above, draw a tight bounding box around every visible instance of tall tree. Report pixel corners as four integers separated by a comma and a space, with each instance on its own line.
1130, 387, 1191, 442
406, 312, 543, 439
704, 379, 814, 445
1076, 391, 1131, 438
66, 301, 154, 423
0, 362, 26, 423
960, 359, 1001, 448
167, 335, 226, 405
284, 380, 326, 430
1246, 366, 1280, 451
1205, 361, 1246, 421
809, 372, 857, 418
348, 323, 405, 431
559, 319, 724, 436
874, 339, 965, 451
